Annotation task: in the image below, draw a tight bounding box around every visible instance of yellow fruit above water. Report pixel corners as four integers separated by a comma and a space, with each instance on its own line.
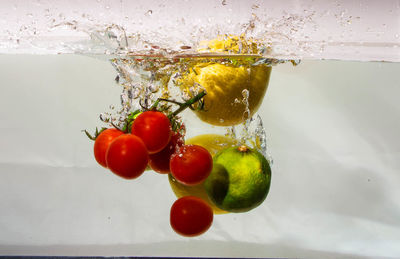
168, 134, 237, 214
178, 62, 271, 126
197, 34, 260, 55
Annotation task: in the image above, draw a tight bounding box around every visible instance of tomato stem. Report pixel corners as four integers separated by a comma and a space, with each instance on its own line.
157, 98, 185, 106
238, 145, 249, 152
121, 109, 142, 133
169, 91, 207, 118
107, 91, 206, 135
83, 127, 107, 141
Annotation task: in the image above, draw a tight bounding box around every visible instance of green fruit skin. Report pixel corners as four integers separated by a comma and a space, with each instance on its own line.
204, 147, 271, 213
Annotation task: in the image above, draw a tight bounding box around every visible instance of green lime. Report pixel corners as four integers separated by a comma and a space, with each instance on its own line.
204, 145, 271, 213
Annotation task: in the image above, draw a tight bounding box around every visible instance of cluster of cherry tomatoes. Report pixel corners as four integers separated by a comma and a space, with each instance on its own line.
91, 110, 214, 236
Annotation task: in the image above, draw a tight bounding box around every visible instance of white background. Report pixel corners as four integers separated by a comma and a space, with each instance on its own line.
0, 55, 399, 258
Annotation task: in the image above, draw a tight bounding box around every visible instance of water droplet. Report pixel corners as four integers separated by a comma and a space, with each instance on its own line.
145, 10, 153, 16
149, 83, 159, 93
99, 113, 109, 122
132, 87, 141, 99
241, 89, 249, 99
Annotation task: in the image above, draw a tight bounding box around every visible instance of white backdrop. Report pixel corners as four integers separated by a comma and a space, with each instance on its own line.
0, 55, 400, 258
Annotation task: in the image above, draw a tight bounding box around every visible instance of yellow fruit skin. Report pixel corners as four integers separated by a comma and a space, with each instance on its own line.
169, 174, 227, 214
179, 63, 271, 126
185, 134, 237, 156
168, 134, 237, 214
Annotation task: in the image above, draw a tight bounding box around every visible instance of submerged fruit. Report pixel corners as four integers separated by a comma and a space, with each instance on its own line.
185, 134, 238, 156
106, 134, 149, 180
204, 145, 271, 213
169, 174, 226, 215
131, 111, 172, 154
177, 63, 271, 126
168, 134, 237, 214
149, 132, 184, 174
170, 145, 213, 186
93, 128, 124, 168
170, 196, 213, 237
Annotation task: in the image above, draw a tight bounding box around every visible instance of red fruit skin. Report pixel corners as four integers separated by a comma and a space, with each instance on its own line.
105, 134, 149, 179
93, 128, 124, 168
149, 132, 184, 174
170, 145, 213, 186
131, 111, 172, 154
170, 196, 213, 237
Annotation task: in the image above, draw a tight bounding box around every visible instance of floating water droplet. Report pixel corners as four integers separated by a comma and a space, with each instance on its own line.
132, 87, 141, 99
241, 89, 250, 121
99, 113, 109, 122
241, 89, 249, 99
149, 83, 159, 93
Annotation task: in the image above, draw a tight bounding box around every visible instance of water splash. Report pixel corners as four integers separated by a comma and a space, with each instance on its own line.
226, 113, 272, 165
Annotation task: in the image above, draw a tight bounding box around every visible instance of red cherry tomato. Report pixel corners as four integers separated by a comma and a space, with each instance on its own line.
131, 111, 172, 154
93, 128, 124, 168
149, 132, 184, 174
106, 134, 148, 179
170, 196, 213, 237
170, 145, 213, 186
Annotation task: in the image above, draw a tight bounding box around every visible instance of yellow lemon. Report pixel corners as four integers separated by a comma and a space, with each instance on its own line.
197, 34, 260, 54
168, 134, 237, 214
178, 62, 271, 126
186, 134, 238, 156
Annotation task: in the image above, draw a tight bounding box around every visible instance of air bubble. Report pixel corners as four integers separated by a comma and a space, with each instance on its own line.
149, 83, 159, 93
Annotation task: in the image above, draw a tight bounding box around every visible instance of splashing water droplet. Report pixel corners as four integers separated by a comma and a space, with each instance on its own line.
149, 83, 159, 93
241, 89, 250, 121
99, 113, 110, 122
